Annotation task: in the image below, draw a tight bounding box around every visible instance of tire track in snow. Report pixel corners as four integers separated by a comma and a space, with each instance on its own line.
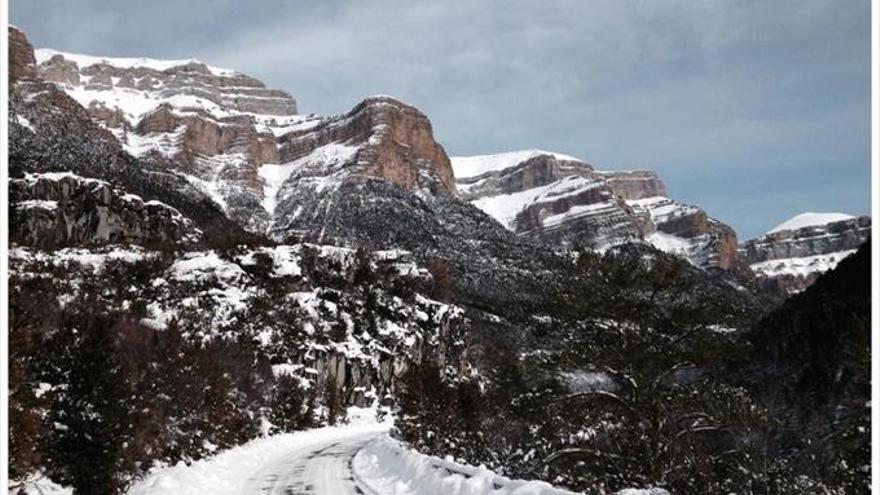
243, 433, 378, 495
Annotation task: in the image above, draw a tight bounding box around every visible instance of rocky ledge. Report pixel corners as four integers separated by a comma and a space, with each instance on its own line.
10, 172, 198, 249
453, 150, 738, 269
740, 213, 871, 294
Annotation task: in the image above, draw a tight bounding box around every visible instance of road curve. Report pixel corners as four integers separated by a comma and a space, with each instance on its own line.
242, 431, 380, 495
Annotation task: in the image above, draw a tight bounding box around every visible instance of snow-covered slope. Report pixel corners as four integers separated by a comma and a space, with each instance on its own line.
10, 242, 467, 406
767, 212, 855, 234
30, 47, 306, 232
35, 49, 238, 76
740, 212, 870, 294
453, 151, 738, 268
452, 149, 581, 179
354, 436, 594, 495
33, 48, 297, 125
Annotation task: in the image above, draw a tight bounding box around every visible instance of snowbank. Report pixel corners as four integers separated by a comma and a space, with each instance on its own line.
9, 472, 72, 495
128, 408, 389, 495
353, 436, 582, 495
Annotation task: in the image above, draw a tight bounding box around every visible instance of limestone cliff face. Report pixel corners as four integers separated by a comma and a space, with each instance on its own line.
29, 48, 300, 233
35, 51, 297, 116
8, 26, 36, 82
740, 215, 870, 294
278, 96, 456, 194
34, 46, 458, 235
454, 151, 739, 269
10, 172, 197, 249
741, 216, 871, 263
600, 170, 667, 200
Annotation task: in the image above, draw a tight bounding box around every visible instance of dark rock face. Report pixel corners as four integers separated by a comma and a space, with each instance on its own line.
8, 26, 36, 82
8, 48, 251, 246
273, 175, 566, 315
10, 173, 196, 249
740, 216, 871, 294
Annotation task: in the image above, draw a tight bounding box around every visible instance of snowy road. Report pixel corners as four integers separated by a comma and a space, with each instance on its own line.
126, 409, 584, 495
242, 431, 379, 495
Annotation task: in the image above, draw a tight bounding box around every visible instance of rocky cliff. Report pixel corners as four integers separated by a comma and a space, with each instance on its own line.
9, 25, 36, 82
31, 47, 301, 232
24, 32, 749, 275
10, 171, 197, 249
740, 213, 871, 294
453, 151, 739, 269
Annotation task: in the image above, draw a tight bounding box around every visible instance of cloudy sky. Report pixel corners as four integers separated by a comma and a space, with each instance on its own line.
11, 0, 871, 238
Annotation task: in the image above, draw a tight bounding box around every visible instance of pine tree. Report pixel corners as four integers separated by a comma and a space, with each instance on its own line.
48, 308, 129, 494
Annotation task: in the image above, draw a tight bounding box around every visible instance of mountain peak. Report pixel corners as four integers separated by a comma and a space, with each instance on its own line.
767, 212, 857, 234
33, 48, 240, 77
451, 149, 584, 179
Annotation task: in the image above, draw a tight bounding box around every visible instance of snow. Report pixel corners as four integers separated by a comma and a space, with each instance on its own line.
542, 201, 619, 229
128, 408, 389, 495
451, 150, 583, 179
10, 473, 72, 495
127, 416, 647, 495
768, 212, 855, 234
616, 490, 670, 495
115, 126, 185, 158
626, 196, 699, 225
185, 152, 252, 211
15, 114, 35, 131
65, 85, 230, 126
10, 246, 148, 274
353, 436, 583, 495
237, 245, 303, 277
645, 231, 692, 257
22, 171, 108, 186
560, 371, 618, 393
258, 143, 359, 215
34, 48, 238, 76
15, 200, 59, 211
749, 250, 856, 278
254, 114, 324, 137
169, 251, 248, 283
471, 175, 603, 230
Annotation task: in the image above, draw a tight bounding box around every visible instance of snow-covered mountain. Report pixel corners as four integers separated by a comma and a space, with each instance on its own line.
24, 44, 747, 273
740, 212, 871, 294
10, 24, 867, 494
31, 46, 307, 233
454, 150, 739, 269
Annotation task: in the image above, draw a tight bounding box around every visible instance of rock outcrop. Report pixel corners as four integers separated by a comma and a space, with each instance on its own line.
8, 26, 36, 82
453, 151, 739, 269
9, 36, 245, 245
740, 213, 871, 294
10, 172, 197, 249
278, 96, 456, 192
